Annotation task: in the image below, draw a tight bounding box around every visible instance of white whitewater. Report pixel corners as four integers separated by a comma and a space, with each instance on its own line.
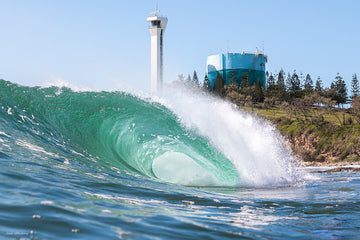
154, 85, 303, 187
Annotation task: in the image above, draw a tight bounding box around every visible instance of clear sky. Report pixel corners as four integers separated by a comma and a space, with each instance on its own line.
0, 0, 359, 92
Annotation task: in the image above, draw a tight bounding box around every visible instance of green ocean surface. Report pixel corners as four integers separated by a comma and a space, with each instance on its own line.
0, 79, 359, 239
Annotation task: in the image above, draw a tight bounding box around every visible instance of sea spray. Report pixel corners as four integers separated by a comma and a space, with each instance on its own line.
156, 85, 300, 187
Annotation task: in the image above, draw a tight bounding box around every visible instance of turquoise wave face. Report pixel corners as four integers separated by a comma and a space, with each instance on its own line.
0, 80, 239, 186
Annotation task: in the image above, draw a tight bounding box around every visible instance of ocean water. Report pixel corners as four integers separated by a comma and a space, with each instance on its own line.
0, 79, 359, 239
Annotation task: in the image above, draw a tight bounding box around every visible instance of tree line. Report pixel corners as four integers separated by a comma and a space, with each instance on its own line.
263, 70, 360, 107
174, 69, 360, 124
175, 70, 359, 107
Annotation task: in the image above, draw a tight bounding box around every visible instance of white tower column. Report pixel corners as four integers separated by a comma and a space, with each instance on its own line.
147, 12, 167, 93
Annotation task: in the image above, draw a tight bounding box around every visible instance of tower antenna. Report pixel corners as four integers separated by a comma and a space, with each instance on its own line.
226, 39, 229, 53
150, 10, 160, 16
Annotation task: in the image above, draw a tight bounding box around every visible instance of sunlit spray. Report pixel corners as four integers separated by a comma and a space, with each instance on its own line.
152, 84, 303, 187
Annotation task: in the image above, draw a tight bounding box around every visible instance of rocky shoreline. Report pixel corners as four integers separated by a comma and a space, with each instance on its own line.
298, 160, 360, 167
282, 129, 360, 172
310, 166, 360, 173
295, 158, 360, 172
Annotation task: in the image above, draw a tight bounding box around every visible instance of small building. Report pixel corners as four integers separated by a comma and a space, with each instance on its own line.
206, 52, 267, 90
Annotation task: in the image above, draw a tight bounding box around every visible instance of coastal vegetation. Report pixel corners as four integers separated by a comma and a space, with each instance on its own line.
176, 70, 360, 165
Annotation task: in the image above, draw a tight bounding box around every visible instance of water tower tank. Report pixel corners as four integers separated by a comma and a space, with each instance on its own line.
206, 52, 267, 89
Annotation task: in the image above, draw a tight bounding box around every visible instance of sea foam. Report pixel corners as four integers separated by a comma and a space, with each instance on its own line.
152, 85, 302, 187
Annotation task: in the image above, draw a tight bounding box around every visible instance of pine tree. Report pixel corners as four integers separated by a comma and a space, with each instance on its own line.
286, 71, 301, 99
330, 73, 347, 106
315, 76, 323, 95
336, 73, 347, 105
292, 71, 301, 97
240, 74, 250, 96
300, 72, 305, 87
254, 79, 265, 102
186, 74, 191, 84
351, 73, 360, 99
241, 74, 249, 88
228, 70, 237, 86
285, 72, 292, 93
213, 72, 225, 96
277, 69, 285, 90
192, 71, 199, 86
203, 74, 211, 91
276, 69, 287, 101
265, 73, 276, 98
267, 73, 276, 90
304, 74, 313, 91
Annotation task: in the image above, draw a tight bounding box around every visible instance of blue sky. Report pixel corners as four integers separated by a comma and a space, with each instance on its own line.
0, 0, 359, 92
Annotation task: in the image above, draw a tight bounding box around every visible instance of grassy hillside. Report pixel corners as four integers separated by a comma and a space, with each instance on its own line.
245, 105, 360, 165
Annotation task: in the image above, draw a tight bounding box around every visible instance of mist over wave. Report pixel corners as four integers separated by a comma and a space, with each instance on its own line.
0, 79, 303, 188
156, 85, 301, 186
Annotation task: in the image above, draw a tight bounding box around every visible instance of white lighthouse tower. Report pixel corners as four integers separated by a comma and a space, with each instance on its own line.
147, 11, 168, 93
